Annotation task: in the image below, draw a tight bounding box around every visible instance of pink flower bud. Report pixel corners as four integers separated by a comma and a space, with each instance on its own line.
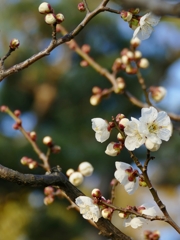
51, 145, 61, 153
20, 156, 29, 165
45, 13, 57, 25
44, 186, 54, 195
92, 86, 102, 94
78, 2, 85, 12
9, 39, 20, 49
80, 60, 89, 67
56, 13, 65, 23
44, 195, 54, 205
0, 105, 8, 112
120, 10, 133, 22
81, 44, 91, 53
14, 110, 21, 117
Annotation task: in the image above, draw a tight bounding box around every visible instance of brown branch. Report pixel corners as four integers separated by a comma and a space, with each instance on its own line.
0, 1, 119, 82
0, 164, 131, 240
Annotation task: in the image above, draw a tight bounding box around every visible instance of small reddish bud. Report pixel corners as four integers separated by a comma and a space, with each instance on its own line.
78, 2, 86, 12
81, 44, 91, 53
80, 60, 89, 67
119, 118, 129, 129
120, 10, 133, 22
14, 110, 21, 117
9, 38, 20, 50
56, 13, 65, 23
0, 105, 8, 112
13, 123, 20, 130
115, 113, 125, 122
51, 145, 61, 153
44, 186, 54, 195
92, 86, 102, 94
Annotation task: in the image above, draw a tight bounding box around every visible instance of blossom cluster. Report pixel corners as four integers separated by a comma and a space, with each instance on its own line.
92, 106, 172, 154
75, 190, 157, 229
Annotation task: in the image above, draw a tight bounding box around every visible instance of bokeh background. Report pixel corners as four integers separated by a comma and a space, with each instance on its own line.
0, 0, 180, 239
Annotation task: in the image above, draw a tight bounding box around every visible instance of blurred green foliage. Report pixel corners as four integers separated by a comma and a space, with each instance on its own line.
0, 0, 180, 239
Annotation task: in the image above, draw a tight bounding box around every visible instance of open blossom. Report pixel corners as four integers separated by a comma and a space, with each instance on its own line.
139, 107, 172, 145
91, 118, 110, 143
124, 203, 157, 228
133, 12, 161, 40
75, 196, 101, 222
114, 162, 139, 195
124, 117, 145, 151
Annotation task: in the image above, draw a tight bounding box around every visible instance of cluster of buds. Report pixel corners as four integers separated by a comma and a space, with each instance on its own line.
77, 2, 85, 12
43, 136, 61, 153
90, 86, 111, 106
66, 161, 94, 186
149, 86, 166, 102
80, 44, 91, 67
120, 9, 140, 30
20, 156, 38, 169
91, 189, 114, 220
144, 230, 160, 240
13, 109, 22, 130
43, 186, 62, 205
112, 44, 149, 75
38, 2, 65, 25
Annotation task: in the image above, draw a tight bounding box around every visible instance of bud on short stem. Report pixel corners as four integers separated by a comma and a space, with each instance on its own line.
9, 39, 20, 50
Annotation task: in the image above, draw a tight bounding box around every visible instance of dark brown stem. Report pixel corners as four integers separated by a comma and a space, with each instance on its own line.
0, 164, 131, 240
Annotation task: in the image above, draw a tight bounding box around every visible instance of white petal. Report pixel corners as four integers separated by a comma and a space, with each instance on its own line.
145, 13, 161, 26
136, 24, 153, 40
133, 26, 141, 39
124, 217, 145, 228
124, 179, 139, 195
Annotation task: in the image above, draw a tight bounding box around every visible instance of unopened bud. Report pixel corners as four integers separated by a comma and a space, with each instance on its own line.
9, 39, 20, 49
56, 13, 65, 23
30, 131, 37, 141
117, 132, 124, 141
28, 161, 38, 169
120, 10, 133, 22
115, 77, 125, 93
90, 94, 101, 106
130, 37, 141, 48
38, 2, 52, 14
105, 142, 121, 157
81, 44, 91, 53
119, 118, 129, 129
45, 13, 57, 25
92, 86, 102, 94
149, 86, 166, 102
78, 2, 85, 12
0, 105, 8, 112
138, 58, 149, 68
69, 172, 84, 186
20, 156, 29, 165
118, 212, 126, 219
80, 60, 88, 67
44, 186, 54, 195
43, 136, 53, 146
51, 145, 61, 153
66, 168, 74, 177
121, 55, 129, 65
134, 50, 142, 59
101, 208, 113, 219
91, 188, 102, 198
44, 195, 54, 205
14, 110, 21, 117
78, 161, 94, 176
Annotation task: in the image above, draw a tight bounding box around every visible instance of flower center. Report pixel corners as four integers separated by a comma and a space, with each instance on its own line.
148, 122, 158, 133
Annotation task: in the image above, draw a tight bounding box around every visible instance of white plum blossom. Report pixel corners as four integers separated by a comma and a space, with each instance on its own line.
124, 203, 157, 229
75, 196, 101, 222
114, 162, 139, 195
124, 117, 145, 151
91, 118, 110, 143
139, 107, 172, 145
133, 12, 161, 40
